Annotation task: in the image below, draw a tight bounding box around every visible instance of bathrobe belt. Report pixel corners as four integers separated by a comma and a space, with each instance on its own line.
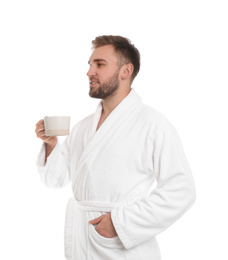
70, 174, 155, 214
75, 200, 120, 212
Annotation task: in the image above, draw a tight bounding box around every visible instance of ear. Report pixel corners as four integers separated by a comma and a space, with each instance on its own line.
120, 63, 134, 80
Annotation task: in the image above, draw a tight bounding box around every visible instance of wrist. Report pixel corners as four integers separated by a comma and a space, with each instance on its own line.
46, 137, 57, 147
45, 138, 57, 160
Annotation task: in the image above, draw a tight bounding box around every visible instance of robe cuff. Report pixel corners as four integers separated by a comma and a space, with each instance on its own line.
36, 142, 46, 167
36, 139, 60, 168
111, 208, 132, 250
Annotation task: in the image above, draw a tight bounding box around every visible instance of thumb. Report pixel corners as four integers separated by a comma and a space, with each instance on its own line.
89, 215, 103, 225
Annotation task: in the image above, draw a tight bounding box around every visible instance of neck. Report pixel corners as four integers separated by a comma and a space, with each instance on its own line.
101, 86, 131, 117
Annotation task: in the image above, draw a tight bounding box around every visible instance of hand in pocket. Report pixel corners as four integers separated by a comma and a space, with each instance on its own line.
89, 213, 118, 238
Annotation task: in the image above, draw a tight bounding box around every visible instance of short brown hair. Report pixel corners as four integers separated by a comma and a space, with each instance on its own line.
92, 35, 140, 83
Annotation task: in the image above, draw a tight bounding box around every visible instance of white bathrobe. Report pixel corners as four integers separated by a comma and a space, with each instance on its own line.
37, 89, 196, 260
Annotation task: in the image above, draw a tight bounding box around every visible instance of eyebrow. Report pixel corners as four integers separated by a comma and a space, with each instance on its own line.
88, 59, 107, 65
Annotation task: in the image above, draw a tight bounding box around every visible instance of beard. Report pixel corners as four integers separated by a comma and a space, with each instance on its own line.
89, 70, 120, 99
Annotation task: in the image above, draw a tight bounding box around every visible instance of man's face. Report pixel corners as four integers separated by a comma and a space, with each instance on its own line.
87, 45, 121, 99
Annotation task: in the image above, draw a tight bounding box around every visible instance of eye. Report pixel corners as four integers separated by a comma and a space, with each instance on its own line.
97, 63, 104, 67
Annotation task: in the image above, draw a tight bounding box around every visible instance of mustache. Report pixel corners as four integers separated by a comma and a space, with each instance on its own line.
89, 77, 99, 81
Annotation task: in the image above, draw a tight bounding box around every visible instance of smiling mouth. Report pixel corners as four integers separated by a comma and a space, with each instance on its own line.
90, 81, 99, 87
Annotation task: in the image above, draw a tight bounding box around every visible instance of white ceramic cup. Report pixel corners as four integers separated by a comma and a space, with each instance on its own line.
44, 116, 70, 136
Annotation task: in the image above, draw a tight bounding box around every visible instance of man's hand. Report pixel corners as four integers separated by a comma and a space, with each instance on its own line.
35, 119, 57, 162
35, 119, 57, 145
89, 213, 118, 238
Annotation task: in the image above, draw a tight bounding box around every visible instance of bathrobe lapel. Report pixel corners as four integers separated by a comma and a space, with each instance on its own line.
72, 89, 142, 190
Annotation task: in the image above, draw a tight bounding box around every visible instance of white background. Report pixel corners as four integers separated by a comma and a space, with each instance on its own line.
0, 0, 227, 259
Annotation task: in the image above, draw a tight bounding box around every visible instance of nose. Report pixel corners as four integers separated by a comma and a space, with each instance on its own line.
87, 65, 96, 77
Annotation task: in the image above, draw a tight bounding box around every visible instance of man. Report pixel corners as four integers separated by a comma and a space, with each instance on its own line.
36, 35, 196, 260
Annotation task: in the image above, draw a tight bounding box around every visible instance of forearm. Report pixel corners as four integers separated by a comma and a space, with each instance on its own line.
36, 119, 72, 188
112, 128, 196, 249
111, 174, 196, 249
45, 138, 57, 163
37, 139, 71, 188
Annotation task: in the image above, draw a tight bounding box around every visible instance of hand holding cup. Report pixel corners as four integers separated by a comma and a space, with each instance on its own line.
35, 119, 57, 147
35, 116, 70, 161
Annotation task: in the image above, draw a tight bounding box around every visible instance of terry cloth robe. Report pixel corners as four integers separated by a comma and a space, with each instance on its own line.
37, 89, 196, 260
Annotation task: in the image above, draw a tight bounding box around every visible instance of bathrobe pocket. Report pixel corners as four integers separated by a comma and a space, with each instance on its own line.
89, 224, 124, 249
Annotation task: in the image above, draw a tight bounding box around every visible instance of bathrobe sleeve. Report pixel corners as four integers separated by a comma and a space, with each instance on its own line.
36, 137, 71, 188
111, 124, 196, 249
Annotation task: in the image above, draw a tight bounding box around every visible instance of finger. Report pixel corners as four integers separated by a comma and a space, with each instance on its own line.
36, 124, 45, 131
89, 216, 102, 225
95, 224, 106, 237
36, 127, 45, 136
95, 225, 101, 234
37, 130, 46, 138
36, 119, 44, 127
35, 124, 45, 134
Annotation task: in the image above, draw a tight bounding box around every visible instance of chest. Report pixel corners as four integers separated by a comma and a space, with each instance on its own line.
70, 115, 156, 201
